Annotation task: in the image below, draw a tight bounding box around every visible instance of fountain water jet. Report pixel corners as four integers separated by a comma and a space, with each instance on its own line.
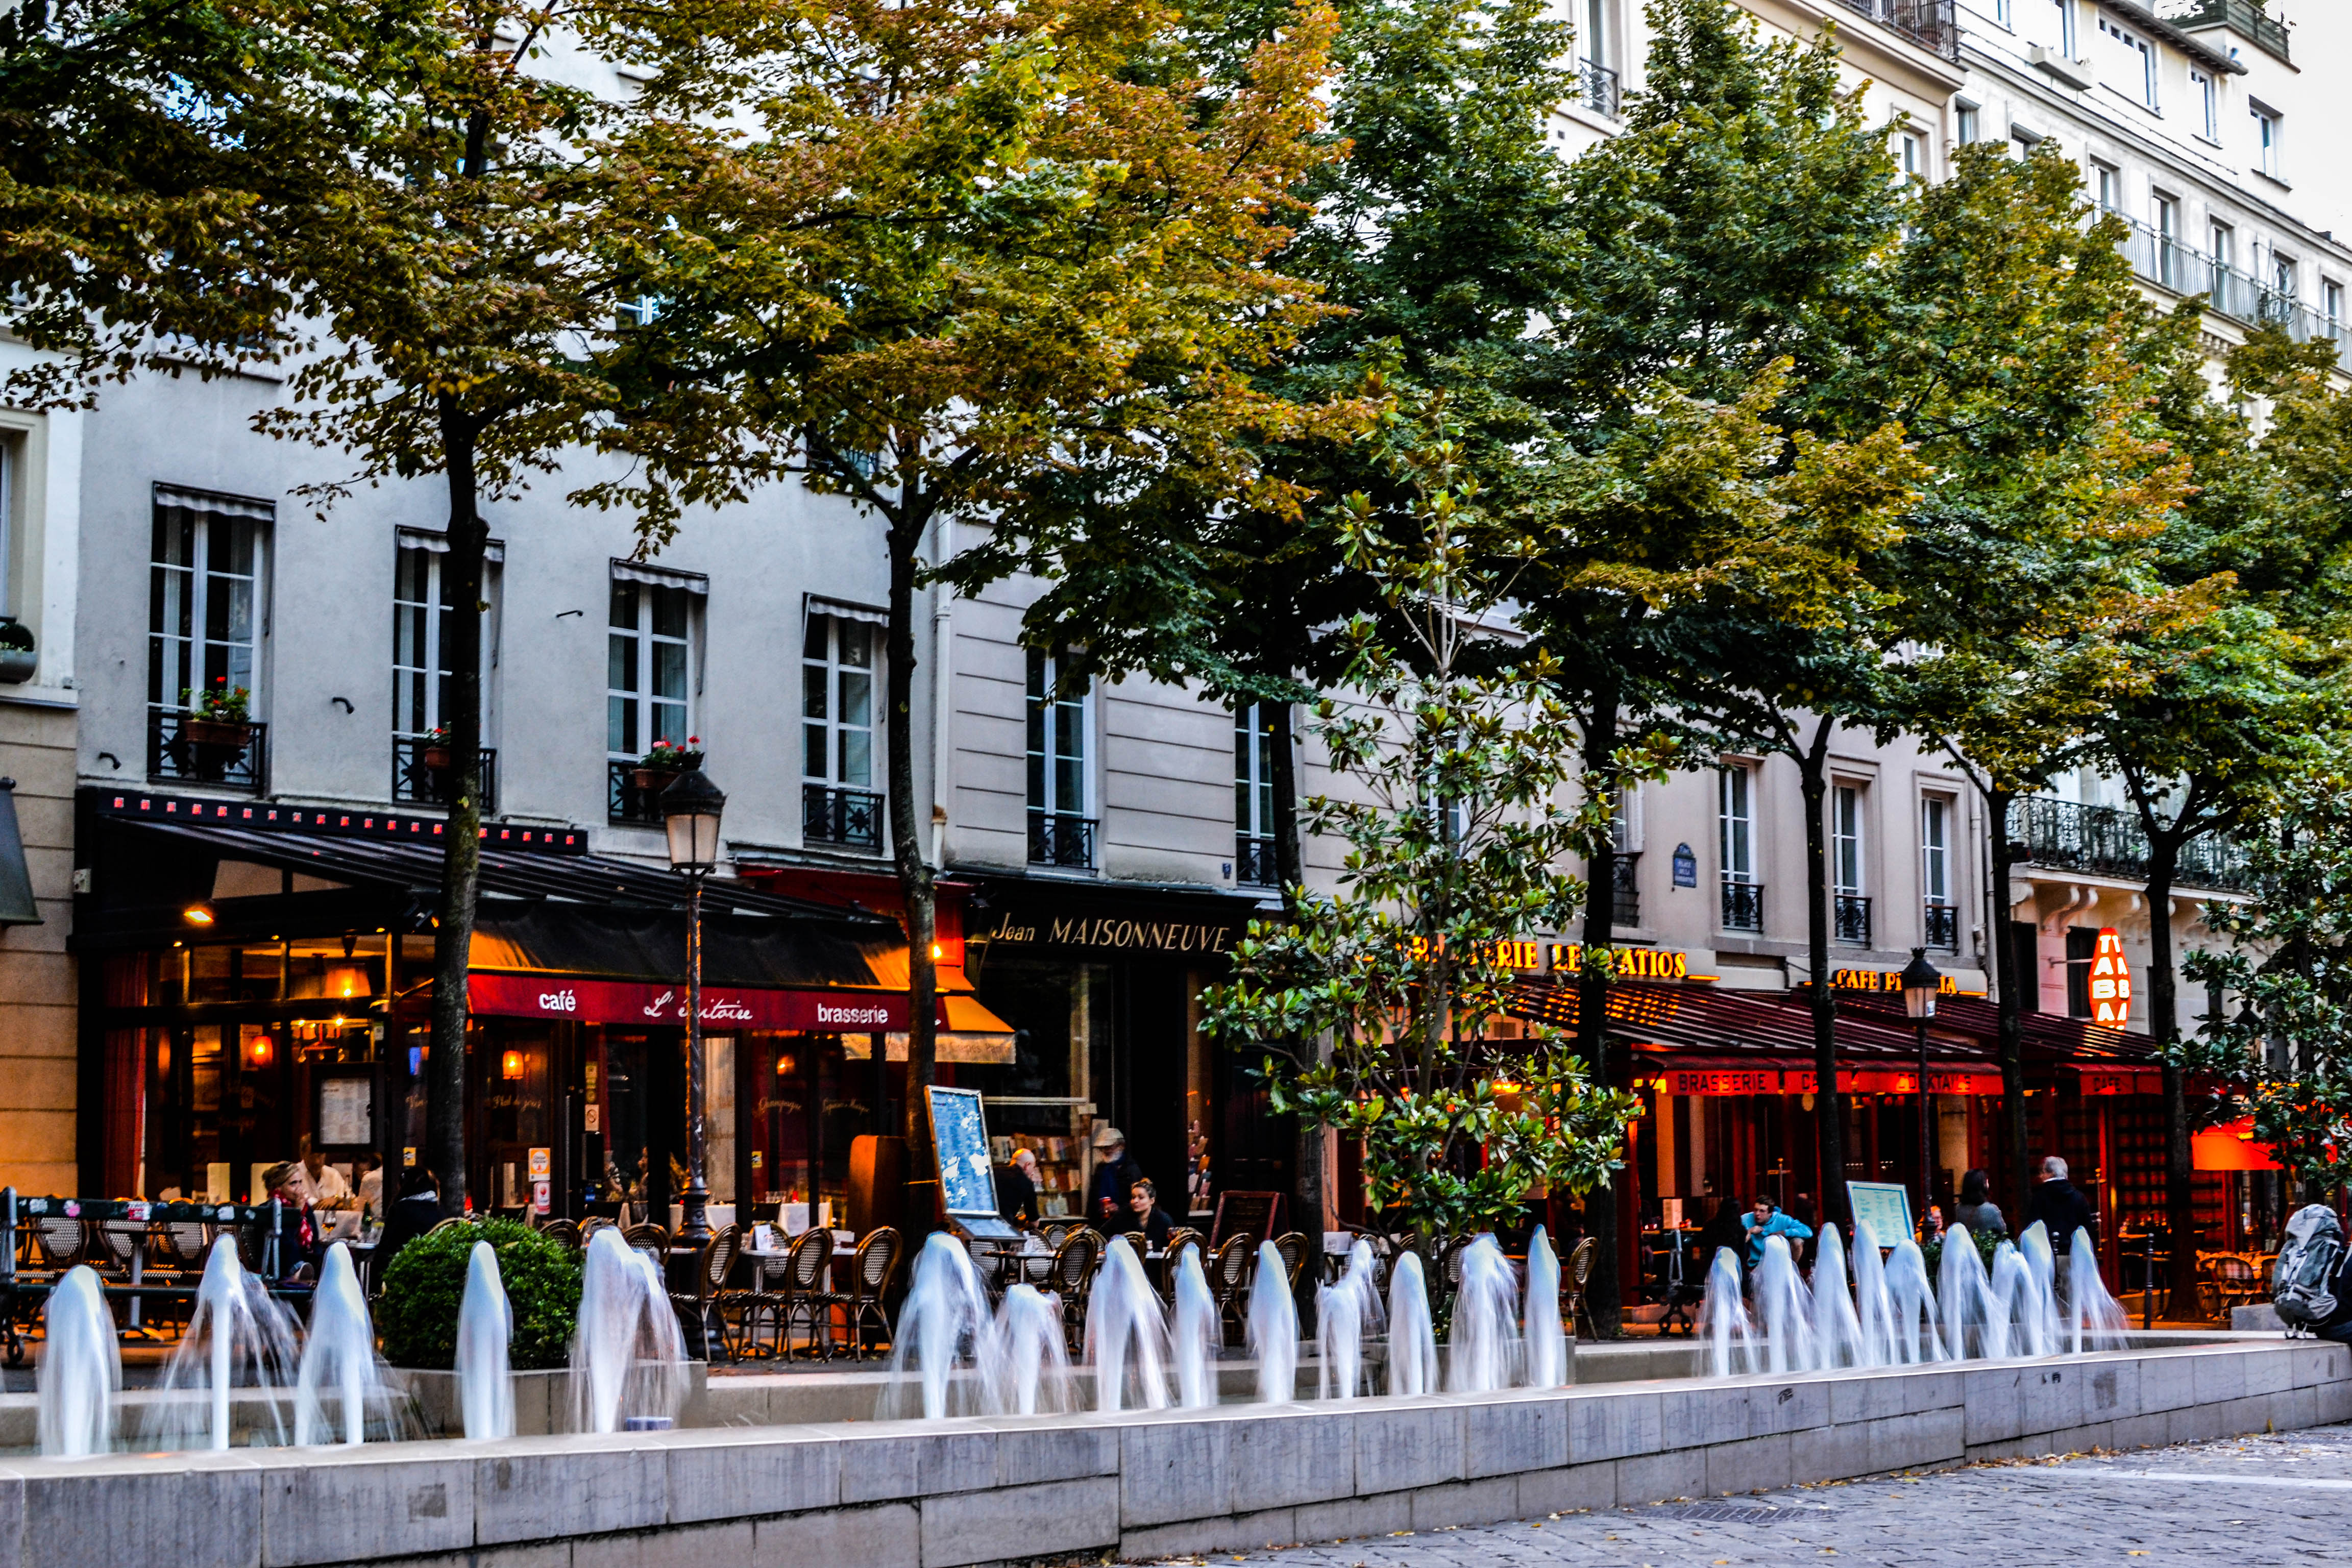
1084, 1237, 1171, 1412
1244, 1241, 1299, 1403
1884, 1240, 1946, 1364
981, 1284, 1075, 1416
1170, 1248, 1219, 1409
883, 1233, 993, 1419
2066, 1226, 2131, 1353
1752, 1234, 1818, 1374
1523, 1229, 1567, 1388
1315, 1240, 1384, 1400
141, 1237, 299, 1452
456, 1240, 515, 1439
570, 1229, 690, 1434
1850, 1222, 1896, 1368
1983, 1242, 2028, 1359
295, 1242, 399, 1444
1447, 1235, 1522, 1393
1697, 1246, 1757, 1378
1809, 1226, 1864, 1369
1385, 1252, 1440, 1396
1939, 1226, 1992, 1360
37, 1265, 119, 1458
2015, 1223, 2061, 1357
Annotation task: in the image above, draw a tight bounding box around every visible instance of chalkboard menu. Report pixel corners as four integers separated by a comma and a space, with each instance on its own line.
1209, 1189, 1283, 1250
1845, 1180, 1915, 1249
926, 1086, 1001, 1216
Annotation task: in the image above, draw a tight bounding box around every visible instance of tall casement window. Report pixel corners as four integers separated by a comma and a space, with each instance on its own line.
2154, 193, 2183, 289
2253, 104, 2284, 180
2190, 68, 2218, 142
1921, 795, 1957, 950
1832, 784, 1870, 946
801, 608, 881, 849
391, 529, 502, 807
1027, 647, 1093, 868
606, 563, 704, 823
1234, 702, 1278, 886
1719, 764, 1759, 932
149, 486, 270, 789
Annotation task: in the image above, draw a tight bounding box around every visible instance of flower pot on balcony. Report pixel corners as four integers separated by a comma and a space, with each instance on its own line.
632, 768, 674, 796
422, 744, 453, 772
186, 718, 253, 749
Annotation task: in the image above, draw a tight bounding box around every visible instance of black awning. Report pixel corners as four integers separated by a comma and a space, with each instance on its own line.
0, 780, 40, 925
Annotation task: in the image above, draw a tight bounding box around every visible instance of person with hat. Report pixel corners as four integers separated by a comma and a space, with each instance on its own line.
1088, 1126, 1144, 1233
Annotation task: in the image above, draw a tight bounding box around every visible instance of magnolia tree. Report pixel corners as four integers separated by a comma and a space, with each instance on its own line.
1203, 416, 1644, 1243
2182, 773, 2352, 1206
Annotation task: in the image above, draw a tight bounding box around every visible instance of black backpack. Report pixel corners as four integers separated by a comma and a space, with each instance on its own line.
2273, 1205, 2345, 1330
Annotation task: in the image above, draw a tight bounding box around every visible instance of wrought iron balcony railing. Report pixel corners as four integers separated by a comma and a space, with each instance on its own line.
1612, 853, 1641, 928
149, 710, 268, 795
609, 760, 667, 826
1577, 59, 1621, 117
1028, 812, 1098, 870
2163, 0, 2289, 62
391, 739, 498, 814
1721, 878, 1763, 933
1833, 892, 1872, 947
2006, 795, 2252, 892
1924, 900, 1959, 952
1833, 0, 1959, 60
2113, 218, 2350, 373
803, 783, 885, 850
1236, 834, 1279, 888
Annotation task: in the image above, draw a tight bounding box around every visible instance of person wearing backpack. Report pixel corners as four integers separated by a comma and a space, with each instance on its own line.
2273, 1204, 2352, 1341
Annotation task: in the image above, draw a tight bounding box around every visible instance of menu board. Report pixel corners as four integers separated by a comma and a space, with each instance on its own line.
926, 1085, 1000, 1216
1846, 1181, 1915, 1249
1210, 1190, 1283, 1250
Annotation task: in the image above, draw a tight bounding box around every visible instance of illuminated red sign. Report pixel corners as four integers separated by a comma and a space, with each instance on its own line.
2090, 928, 2133, 1027
467, 974, 914, 1031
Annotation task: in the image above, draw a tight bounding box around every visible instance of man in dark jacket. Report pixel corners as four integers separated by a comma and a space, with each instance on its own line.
2026, 1156, 2097, 1255
1088, 1127, 1143, 1232
374, 1166, 443, 1283
998, 1147, 1040, 1229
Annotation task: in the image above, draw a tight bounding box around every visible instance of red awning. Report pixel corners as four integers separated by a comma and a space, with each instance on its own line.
2194, 1117, 2285, 1171
468, 973, 908, 1031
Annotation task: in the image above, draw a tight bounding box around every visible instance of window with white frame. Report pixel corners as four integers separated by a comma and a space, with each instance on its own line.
1832, 785, 1865, 895
2096, 15, 2155, 109
2273, 254, 2298, 305
1897, 131, 1924, 181
2190, 68, 2217, 141
802, 613, 876, 794
150, 487, 267, 718
392, 531, 501, 746
1719, 766, 1754, 883
1027, 648, 1092, 866
1921, 795, 1957, 948
1957, 103, 1980, 144
2090, 162, 2118, 212
1234, 702, 1278, 883
2326, 279, 2346, 332
607, 573, 694, 764
2253, 104, 2283, 179
1582, 0, 1607, 67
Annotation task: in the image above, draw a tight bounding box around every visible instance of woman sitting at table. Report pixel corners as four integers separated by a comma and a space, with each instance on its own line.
260, 1162, 322, 1283
1125, 1178, 1179, 1250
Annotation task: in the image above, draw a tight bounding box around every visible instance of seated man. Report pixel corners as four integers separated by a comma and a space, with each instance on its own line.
1741, 1195, 1812, 1269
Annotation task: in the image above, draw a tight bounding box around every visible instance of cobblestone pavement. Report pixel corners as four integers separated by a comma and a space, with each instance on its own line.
1145, 1426, 2352, 1568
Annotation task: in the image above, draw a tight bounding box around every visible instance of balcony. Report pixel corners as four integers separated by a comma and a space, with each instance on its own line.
2113, 219, 2350, 372
2163, 0, 2289, 62
149, 710, 268, 794
1612, 853, 1641, 927
609, 760, 667, 826
2006, 795, 2252, 892
1236, 834, 1279, 888
1028, 812, 1098, 871
1721, 878, 1763, 933
1834, 892, 1872, 947
1924, 900, 1959, 952
1576, 59, 1621, 117
1832, 0, 1959, 61
803, 783, 884, 851
391, 739, 498, 815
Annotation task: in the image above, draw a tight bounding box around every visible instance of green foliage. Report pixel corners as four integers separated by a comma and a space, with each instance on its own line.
2182, 772, 2352, 1201
1202, 409, 1643, 1240
378, 1219, 581, 1371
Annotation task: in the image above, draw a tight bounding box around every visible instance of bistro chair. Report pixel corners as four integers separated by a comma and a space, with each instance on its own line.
2202, 1254, 2260, 1320
820, 1227, 902, 1362
1048, 1227, 1104, 1353
621, 1222, 671, 1261
1269, 1232, 1311, 1294
1038, 1220, 1075, 1251
759, 1224, 836, 1360
1565, 1236, 1599, 1341
28, 1216, 90, 1280
536, 1218, 583, 1251
1207, 1233, 1256, 1344
1157, 1229, 1204, 1306
579, 1216, 617, 1244
667, 1224, 741, 1361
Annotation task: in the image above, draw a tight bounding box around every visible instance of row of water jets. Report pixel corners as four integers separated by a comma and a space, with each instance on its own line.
36, 1228, 688, 1458
1698, 1220, 2133, 1378
883, 1228, 1573, 1419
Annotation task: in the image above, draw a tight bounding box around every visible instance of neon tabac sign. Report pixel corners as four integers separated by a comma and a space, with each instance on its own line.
2090, 927, 2133, 1026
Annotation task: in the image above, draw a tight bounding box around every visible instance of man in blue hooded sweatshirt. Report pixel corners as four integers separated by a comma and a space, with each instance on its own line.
1743, 1194, 1813, 1268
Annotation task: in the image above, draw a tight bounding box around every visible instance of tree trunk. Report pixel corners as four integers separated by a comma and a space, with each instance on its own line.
1268, 699, 1325, 1258
425, 397, 488, 1217
1574, 673, 1621, 1337
1798, 720, 1847, 1234
1987, 787, 2030, 1218
2144, 834, 2196, 1317
887, 504, 939, 1226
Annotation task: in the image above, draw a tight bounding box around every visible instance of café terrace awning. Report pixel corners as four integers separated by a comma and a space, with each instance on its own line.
1503, 977, 2162, 1095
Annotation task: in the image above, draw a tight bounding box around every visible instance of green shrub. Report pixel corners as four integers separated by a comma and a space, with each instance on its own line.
377, 1218, 582, 1370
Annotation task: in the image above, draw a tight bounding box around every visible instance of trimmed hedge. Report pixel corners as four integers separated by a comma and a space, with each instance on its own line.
378, 1218, 582, 1370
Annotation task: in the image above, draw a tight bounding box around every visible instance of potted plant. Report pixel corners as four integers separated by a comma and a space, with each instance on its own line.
184, 678, 253, 747
421, 725, 454, 772
0, 620, 34, 684
631, 736, 702, 796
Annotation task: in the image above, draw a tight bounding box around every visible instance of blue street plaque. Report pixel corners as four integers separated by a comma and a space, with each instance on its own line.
1672, 843, 1698, 887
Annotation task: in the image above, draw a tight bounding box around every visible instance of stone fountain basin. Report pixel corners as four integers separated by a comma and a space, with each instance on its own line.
0, 1336, 2342, 1568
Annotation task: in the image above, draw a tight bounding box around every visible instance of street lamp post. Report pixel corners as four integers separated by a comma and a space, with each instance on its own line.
664, 767, 727, 1244
1900, 946, 1943, 1239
